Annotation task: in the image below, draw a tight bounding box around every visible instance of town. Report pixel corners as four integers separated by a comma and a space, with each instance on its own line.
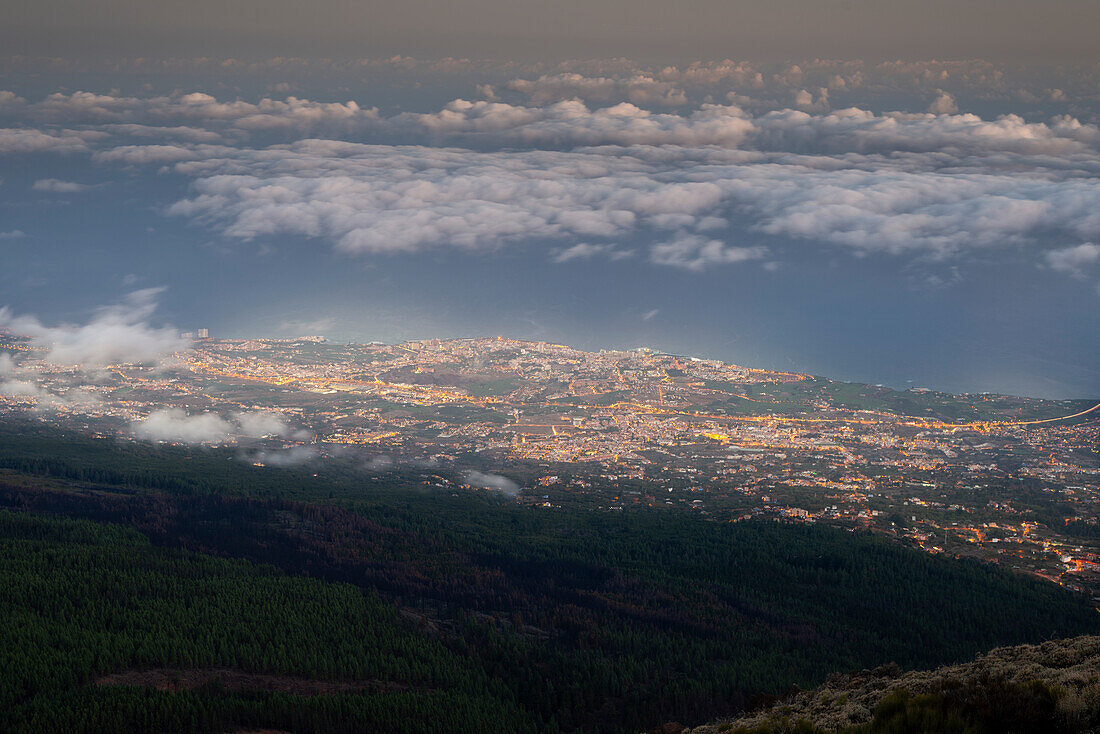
2, 333, 1098, 603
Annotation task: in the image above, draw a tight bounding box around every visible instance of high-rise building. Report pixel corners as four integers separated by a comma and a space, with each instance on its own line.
196, 328, 209, 339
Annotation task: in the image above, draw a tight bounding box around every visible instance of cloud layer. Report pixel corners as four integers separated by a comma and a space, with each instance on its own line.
4, 69, 1100, 285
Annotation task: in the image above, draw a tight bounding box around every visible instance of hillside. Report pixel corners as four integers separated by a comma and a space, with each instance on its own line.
0, 424, 1097, 732
690, 635, 1100, 734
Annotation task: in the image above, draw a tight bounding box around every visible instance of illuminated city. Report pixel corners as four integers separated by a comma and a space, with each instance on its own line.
3, 331, 1097, 603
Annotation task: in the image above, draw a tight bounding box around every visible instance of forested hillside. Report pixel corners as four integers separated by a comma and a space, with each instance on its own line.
0, 421, 1096, 733
0, 511, 528, 733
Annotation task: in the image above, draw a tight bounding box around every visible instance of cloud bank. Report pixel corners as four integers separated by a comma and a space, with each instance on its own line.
132, 408, 234, 444
131, 408, 307, 445
463, 470, 520, 495
4, 74, 1100, 286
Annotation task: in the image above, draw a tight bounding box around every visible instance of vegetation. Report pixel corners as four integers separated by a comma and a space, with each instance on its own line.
0, 510, 529, 733
704, 635, 1100, 734
0, 420, 1096, 732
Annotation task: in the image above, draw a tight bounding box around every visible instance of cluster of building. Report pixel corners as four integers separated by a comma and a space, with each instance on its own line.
1, 334, 1097, 601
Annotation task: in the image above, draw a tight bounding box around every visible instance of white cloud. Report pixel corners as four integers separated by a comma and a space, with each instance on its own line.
93, 143, 231, 165
130, 408, 308, 445
463, 470, 519, 495
132, 408, 234, 444
100, 123, 227, 143
24, 91, 381, 138
748, 108, 1099, 156
33, 178, 89, 192
146, 125, 1100, 266
411, 99, 755, 147
0, 379, 49, 399
650, 234, 767, 271
793, 88, 829, 112
658, 60, 764, 87
1045, 243, 1100, 277
251, 445, 317, 466
0, 90, 28, 110
0, 288, 190, 367
506, 73, 687, 106
928, 91, 959, 114
0, 128, 88, 154
0, 378, 101, 411
0, 230, 25, 240
6, 85, 1100, 277
552, 242, 632, 262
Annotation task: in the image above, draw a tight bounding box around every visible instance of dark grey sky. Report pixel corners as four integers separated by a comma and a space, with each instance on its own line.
8, 0, 1100, 61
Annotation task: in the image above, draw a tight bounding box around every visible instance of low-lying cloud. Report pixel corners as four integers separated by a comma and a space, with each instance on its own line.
250, 445, 318, 466
131, 408, 308, 445
0, 288, 190, 367
463, 470, 520, 495
132, 408, 234, 444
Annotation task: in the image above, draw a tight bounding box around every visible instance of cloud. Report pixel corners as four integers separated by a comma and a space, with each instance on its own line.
641, 308, 659, 321
0, 128, 88, 154
2, 57, 1060, 110
92, 143, 231, 165
0, 288, 190, 367
650, 234, 767, 271
131, 408, 308, 445
0, 379, 50, 399
146, 125, 1100, 267
748, 108, 1100, 156
506, 73, 687, 106
250, 445, 317, 466
0, 377, 101, 411
132, 408, 234, 444
396, 99, 755, 147
6, 85, 1100, 277
793, 88, 829, 112
658, 60, 765, 87
363, 455, 394, 472
463, 470, 519, 495
22, 91, 381, 138
928, 91, 959, 114
552, 242, 632, 262
1045, 243, 1100, 277
0, 90, 28, 109
100, 123, 227, 143
150, 120, 1100, 267
0, 357, 100, 410
0, 230, 25, 240
32, 178, 90, 192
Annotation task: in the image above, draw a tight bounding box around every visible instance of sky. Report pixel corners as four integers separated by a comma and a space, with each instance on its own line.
2, 5, 1100, 399
7, 0, 1100, 61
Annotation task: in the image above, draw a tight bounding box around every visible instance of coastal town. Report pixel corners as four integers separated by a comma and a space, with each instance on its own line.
2, 333, 1098, 602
